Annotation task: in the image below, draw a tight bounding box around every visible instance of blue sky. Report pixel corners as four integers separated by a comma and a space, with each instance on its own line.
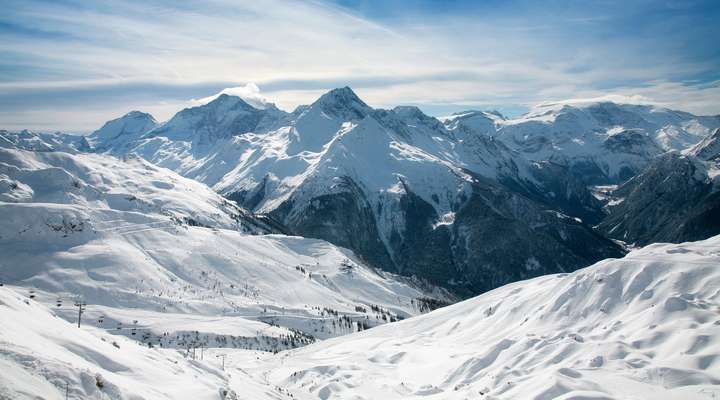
0, 0, 718, 132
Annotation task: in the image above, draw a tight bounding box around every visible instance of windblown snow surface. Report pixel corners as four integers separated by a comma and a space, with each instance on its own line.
2, 236, 719, 399
247, 235, 720, 400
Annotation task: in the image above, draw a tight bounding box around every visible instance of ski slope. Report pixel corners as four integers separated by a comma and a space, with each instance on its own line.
0, 285, 285, 400
0, 146, 449, 353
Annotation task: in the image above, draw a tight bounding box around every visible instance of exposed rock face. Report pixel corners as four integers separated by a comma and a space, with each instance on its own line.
689, 128, 720, 161
271, 176, 395, 273
266, 171, 623, 297
520, 161, 606, 225
598, 152, 720, 245
449, 177, 624, 295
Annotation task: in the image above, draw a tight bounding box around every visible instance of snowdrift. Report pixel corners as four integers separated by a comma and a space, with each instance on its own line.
253, 235, 720, 399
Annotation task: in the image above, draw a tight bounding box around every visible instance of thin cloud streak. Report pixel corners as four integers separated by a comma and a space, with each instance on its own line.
0, 0, 718, 131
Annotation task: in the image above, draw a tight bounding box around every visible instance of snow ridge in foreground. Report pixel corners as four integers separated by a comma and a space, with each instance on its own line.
258, 235, 720, 400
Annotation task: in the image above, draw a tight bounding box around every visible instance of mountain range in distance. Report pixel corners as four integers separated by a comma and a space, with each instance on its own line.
3, 87, 719, 297
64, 86, 718, 296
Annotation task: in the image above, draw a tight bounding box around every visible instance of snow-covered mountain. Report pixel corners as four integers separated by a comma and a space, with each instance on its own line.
90, 88, 631, 296
143, 94, 287, 147
1, 129, 90, 153
0, 143, 450, 353
445, 102, 720, 184
3, 235, 718, 399
88, 111, 158, 153
0, 143, 270, 232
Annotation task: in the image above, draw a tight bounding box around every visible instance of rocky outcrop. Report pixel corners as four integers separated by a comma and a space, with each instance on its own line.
598, 152, 720, 245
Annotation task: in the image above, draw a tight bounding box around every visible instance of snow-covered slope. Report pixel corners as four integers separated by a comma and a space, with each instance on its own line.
88, 111, 158, 152
0, 285, 283, 400
247, 235, 720, 400
447, 102, 720, 183
4, 235, 717, 399
1, 129, 90, 153
90, 88, 625, 296
0, 146, 267, 231
0, 146, 449, 352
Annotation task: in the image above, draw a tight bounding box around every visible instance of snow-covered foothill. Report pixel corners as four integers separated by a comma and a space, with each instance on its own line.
0, 146, 449, 353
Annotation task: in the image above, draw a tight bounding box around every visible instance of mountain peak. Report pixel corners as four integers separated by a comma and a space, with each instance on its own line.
123, 110, 156, 121
143, 91, 288, 145
313, 87, 371, 120
390, 106, 444, 130
446, 110, 505, 121
171, 93, 267, 121
90, 110, 159, 149
442, 110, 501, 136
484, 110, 507, 120
392, 105, 426, 119
205, 93, 254, 109
319, 86, 362, 102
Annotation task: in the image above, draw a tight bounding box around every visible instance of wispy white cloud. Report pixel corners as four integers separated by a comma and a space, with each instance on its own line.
191, 83, 271, 109
555, 80, 720, 116
0, 0, 718, 131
